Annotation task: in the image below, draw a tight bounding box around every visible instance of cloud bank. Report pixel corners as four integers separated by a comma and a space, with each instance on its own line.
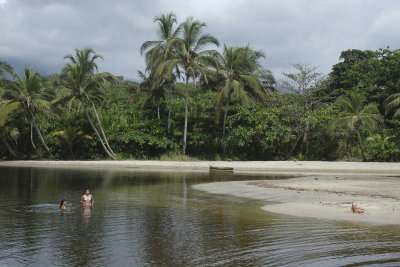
1, 0, 400, 80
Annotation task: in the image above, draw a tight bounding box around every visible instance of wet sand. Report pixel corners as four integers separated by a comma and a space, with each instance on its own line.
1, 160, 400, 175
193, 175, 400, 225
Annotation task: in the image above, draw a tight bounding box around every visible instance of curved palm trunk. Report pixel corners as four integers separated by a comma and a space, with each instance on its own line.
221, 100, 229, 153
83, 105, 117, 160
356, 128, 367, 161
182, 75, 189, 155
167, 86, 172, 133
29, 110, 51, 154
90, 102, 116, 157
30, 121, 37, 151
1, 133, 18, 158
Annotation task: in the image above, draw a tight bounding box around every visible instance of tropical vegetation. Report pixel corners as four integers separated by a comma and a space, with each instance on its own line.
0, 14, 399, 162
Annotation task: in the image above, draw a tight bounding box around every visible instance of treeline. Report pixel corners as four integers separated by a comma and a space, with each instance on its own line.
1, 13, 400, 161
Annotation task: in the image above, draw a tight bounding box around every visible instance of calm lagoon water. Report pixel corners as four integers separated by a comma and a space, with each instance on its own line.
1, 166, 400, 266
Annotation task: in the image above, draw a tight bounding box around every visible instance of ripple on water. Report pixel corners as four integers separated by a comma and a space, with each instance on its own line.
2, 169, 400, 266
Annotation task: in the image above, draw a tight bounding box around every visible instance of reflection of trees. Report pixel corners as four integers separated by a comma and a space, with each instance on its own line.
0, 167, 284, 266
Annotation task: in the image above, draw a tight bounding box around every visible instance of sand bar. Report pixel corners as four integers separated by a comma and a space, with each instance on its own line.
1, 160, 400, 175
193, 175, 400, 225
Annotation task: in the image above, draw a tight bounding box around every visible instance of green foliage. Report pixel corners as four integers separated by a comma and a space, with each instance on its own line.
226, 104, 293, 159
331, 93, 384, 161
306, 105, 339, 160
52, 126, 92, 158
365, 133, 400, 162
159, 151, 197, 161
2, 17, 400, 162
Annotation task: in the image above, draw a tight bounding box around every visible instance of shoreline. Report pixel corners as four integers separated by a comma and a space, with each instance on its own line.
193, 176, 400, 225
1, 160, 400, 175
3, 160, 400, 224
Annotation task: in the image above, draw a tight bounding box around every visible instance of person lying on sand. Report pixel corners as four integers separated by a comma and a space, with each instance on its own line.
351, 203, 364, 213
80, 189, 94, 207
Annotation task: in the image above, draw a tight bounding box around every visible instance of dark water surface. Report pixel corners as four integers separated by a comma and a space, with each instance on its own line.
1, 167, 400, 266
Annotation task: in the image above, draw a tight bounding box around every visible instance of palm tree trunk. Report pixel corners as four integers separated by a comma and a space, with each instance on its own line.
156, 98, 160, 120
30, 121, 37, 151
167, 86, 172, 133
356, 128, 367, 161
182, 75, 189, 155
69, 144, 74, 159
90, 101, 116, 156
83, 105, 117, 160
29, 110, 50, 154
221, 100, 229, 153
0, 133, 18, 158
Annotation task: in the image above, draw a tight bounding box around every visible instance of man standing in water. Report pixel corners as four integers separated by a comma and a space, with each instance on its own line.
80, 189, 94, 206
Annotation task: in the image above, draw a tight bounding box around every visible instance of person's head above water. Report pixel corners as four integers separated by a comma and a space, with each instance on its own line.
60, 199, 66, 209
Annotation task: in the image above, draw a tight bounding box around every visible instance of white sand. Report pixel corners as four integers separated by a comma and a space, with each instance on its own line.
193, 176, 400, 225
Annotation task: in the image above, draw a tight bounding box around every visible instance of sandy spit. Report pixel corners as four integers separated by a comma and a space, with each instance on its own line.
193, 176, 400, 225
1, 160, 400, 175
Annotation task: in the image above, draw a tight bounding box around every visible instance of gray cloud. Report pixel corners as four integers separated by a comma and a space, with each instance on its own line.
1, 0, 400, 80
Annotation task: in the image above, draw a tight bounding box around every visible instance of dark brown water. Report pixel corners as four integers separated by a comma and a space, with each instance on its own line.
1, 166, 400, 266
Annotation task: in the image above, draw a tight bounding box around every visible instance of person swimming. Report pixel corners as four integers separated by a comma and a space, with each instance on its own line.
80, 189, 94, 206
60, 199, 67, 211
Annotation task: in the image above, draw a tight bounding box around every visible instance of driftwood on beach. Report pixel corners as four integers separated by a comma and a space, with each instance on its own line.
209, 166, 234, 172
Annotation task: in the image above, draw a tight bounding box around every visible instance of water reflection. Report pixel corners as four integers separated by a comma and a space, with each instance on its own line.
81, 206, 92, 222
1, 166, 400, 266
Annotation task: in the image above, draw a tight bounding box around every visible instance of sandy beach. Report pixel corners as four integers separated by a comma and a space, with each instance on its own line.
1, 160, 400, 175
194, 175, 400, 225
2, 160, 400, 224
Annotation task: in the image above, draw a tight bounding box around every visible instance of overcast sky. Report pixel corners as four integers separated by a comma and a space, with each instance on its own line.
1, 0, 400, 80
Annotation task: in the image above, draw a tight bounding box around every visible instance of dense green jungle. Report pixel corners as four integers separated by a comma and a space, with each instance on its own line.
1, 13, 400, 162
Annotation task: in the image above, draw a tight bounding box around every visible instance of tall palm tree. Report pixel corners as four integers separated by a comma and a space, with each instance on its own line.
140, 12, 181, 66
214, 45, 264, 150
158, 17, 219, 154
141, 12, 181, 132
7, 69, 52, 154
56, 48, 116, 160
331, 93, 383, 161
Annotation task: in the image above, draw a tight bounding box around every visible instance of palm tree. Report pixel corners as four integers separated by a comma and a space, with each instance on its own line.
140, 12, 181, 66
141, 12, 181, 132
7, 69, 52, 154
0, 60, 13, 77
214, 45, 264, 150
158, 17, 219, 154
331, 93, 383, 161
57, 48, 116, 160
385, 93, 400, 118
53, 126, 92, 158
137, 71, 164, 120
